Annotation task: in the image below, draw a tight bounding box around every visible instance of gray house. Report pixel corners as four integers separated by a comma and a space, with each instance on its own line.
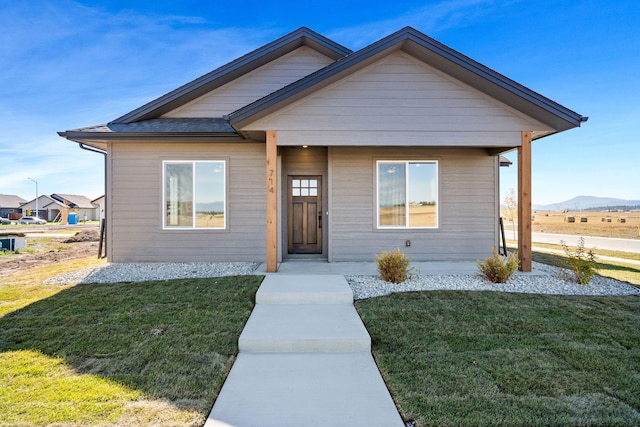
51, 193, 99, 221
59, 27, 585, 271
0, 194, 27, 220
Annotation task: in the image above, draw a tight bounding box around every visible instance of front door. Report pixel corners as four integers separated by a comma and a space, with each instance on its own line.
288, 175, 322, 254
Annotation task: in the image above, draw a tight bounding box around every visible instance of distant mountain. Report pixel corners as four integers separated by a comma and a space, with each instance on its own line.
196, 201, 224, 212
533, 196, 640, 211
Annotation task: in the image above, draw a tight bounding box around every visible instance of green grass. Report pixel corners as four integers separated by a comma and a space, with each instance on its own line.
357, 291, 640, 427
530, 250, 640, 287
0, 257, 107, 316
507, 240, 640, 262
0, 268, 262, 426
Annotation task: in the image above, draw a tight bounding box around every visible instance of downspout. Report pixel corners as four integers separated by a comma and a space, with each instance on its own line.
78, 143, 107, 258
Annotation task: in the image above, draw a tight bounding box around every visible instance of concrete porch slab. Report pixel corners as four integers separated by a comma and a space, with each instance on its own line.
205, 352, 405, 427
256, 274, 353, 304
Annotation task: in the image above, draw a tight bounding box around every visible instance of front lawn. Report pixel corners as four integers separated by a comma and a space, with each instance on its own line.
356, 291, 640, 427
0, 268, 262, 426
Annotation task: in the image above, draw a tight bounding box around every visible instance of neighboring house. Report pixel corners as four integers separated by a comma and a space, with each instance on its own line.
59, 27, 585, 271
92, 195, 106, 220
20, 195, 56, 221
41, 198, 68, 222
51, 193, 99, 221
20, 194, 98, 222
0, 194, 27, 220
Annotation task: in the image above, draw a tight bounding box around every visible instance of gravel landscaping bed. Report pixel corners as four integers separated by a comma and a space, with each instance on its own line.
347, 261, 640, 300
45, 261, 639, 299
44, 262, 261, 285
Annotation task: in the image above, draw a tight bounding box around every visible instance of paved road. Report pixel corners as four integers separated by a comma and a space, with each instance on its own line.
530, 232, 640, 254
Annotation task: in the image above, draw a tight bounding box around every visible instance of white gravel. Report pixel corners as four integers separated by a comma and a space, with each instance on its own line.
347, 261, 640, 300
44, 262, 260, 285
44, 261, 639, 299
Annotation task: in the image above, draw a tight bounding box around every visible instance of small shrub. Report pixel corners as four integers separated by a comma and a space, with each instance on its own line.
375, 247, 414, 283
477, 247, 519, 283
560, 237, 597, 284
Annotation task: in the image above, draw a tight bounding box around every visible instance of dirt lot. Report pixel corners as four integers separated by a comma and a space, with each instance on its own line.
0, 225, 102, 276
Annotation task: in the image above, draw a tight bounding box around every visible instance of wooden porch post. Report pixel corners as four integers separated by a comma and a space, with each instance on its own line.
518, 131, 532, 272
266, 130, 278, 272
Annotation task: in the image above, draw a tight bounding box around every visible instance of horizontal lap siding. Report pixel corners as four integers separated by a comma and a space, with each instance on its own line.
110, 141, 266, 262
244, 51, 551, 139
164, 47, 334, 118
276, 130, 521, 147
330, 147, 496, 261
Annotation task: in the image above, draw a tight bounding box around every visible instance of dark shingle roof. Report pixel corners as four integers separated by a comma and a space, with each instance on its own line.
51, 194, 95, 209
0, 194, 27, 208
58, 118, 241, 144
66, 118, 236, 134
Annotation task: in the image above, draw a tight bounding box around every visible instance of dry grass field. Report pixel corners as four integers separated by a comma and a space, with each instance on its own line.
380, 204, 437, 227
503, 210, 640, 239
196, 212, 224, 228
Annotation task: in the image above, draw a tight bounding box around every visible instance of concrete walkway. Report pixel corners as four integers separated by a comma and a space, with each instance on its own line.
205, 275, 405, 427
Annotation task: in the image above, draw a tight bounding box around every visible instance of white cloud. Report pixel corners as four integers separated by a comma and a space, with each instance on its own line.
0, 1, 270, 198
326, 0, 519, 47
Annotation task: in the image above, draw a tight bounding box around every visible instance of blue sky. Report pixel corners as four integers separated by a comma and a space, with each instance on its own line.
1, 0, 638, 205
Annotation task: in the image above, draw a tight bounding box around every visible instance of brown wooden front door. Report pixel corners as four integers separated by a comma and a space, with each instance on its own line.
288, 176, 322, 254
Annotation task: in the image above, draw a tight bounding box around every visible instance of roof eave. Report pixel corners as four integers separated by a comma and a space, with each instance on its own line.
58, 131, 246, 151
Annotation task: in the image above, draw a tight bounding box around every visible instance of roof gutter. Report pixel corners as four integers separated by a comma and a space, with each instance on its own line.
78, 142, 107, 258
78, 142, 106, 156
60, 131, 243, 142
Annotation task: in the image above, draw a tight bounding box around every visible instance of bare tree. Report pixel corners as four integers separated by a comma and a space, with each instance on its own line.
503, 188, 517, 240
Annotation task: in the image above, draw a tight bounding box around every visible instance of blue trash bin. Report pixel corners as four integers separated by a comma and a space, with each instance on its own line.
68, 213, 78, 224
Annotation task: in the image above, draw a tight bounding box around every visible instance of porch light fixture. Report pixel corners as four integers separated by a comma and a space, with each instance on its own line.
302, 145, 308, 148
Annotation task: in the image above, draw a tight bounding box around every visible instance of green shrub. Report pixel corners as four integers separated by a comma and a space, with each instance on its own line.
560, 237, 597, 284
477, 247, 519, 283
375, 247, 414, 283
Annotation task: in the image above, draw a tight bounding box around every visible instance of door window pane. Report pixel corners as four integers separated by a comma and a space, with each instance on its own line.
292, 177, 319, 198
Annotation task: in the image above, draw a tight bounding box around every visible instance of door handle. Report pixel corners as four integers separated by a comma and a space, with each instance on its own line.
318, 212, 322, 229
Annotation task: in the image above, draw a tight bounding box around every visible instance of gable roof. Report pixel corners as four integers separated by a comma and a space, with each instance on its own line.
41, 199, 68, 209
0, 194, 27, 208
51, 193, 95, 209
21, 195, 56, 207
229, 27, 586, 139
112, 27, 351, 124
60, 26, 585, 149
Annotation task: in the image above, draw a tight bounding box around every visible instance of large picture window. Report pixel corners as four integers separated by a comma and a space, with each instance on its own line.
163, 161, 226, 229
377, 160, 438, 228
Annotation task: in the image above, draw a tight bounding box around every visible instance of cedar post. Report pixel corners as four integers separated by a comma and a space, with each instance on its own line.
518, 131, 532, 272
266, 130, 278, 272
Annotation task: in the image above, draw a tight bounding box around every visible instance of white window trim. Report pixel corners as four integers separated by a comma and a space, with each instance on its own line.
162, 160, 227, 230
376, 160, 439, 229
